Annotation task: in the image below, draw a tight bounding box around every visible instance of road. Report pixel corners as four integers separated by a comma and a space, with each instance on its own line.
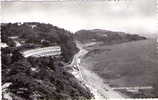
71, 41, 126, 99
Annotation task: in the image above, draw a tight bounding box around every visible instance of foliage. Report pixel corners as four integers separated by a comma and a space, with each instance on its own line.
1, 23, 92, 100
1, 22, 79, 62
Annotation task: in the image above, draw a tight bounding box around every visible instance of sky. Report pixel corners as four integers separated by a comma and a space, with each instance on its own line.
1, 0, 158, 34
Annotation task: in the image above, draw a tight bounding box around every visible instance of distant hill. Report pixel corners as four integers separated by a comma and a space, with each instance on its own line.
139, 33, 158, 39
74, 29, 146, 44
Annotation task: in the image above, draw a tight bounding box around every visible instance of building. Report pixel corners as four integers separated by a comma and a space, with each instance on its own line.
22, 46, 61, 58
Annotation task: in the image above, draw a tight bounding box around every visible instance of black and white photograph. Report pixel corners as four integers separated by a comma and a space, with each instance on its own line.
1, 0, 158, 100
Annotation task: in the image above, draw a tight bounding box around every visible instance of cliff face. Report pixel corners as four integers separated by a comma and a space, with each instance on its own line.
1, 23, 93, 100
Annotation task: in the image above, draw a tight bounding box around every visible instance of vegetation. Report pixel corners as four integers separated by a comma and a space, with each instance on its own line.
2, 49, 93, 100
1, 23, 93, 100
1, 22, 79, 62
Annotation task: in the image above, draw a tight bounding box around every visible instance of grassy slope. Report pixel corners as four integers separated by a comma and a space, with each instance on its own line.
81, 39, 158, 97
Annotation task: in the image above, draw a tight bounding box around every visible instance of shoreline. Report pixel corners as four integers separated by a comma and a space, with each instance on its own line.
78, 39, 158, 98
71, 41, 127, 99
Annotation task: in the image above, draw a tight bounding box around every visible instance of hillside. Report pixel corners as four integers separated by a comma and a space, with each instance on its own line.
75, 29, 146, 44
1, 22, 79, 62
1, 23, 93, 100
